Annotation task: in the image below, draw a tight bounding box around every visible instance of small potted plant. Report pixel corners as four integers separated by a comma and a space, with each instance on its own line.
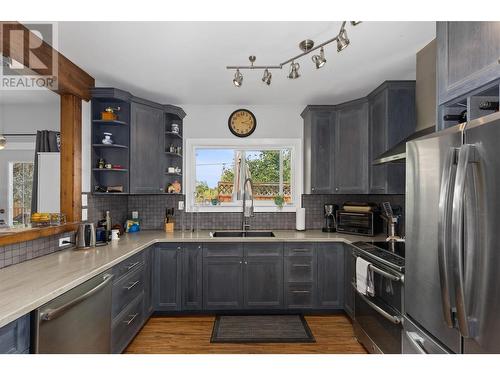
274, 194, 285, 210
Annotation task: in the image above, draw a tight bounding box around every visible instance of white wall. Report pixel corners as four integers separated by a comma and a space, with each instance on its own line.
182, 105, 304, 139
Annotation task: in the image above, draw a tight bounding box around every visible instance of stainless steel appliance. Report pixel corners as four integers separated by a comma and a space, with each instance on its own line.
322, 203, 338, 232
351, 241, 405, 353
405, 111, 500, 354
32, 272, 113, 353
337, 211, 382, 236
76, 223, 96, 249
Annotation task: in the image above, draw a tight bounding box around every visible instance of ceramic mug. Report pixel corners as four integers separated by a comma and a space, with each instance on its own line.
111, 229, 120, 241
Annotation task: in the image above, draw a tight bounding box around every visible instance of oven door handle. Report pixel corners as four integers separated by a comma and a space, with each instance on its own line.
405, 331, 429, 354
351, 253, 403, 282
352, 282, 402, 325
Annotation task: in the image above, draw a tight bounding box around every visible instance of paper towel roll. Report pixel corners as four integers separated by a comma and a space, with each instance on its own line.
296, 208, 306, 231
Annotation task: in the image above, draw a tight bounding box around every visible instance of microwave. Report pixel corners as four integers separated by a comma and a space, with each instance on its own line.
336, 210, 382, 236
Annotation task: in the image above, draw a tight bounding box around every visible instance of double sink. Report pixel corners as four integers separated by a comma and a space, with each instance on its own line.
211, 231, 275, 238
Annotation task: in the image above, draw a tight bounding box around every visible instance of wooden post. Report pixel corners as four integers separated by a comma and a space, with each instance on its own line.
60, 94, 82, 223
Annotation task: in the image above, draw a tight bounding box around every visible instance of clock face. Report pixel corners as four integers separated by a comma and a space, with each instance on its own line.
228, 109, 256, 137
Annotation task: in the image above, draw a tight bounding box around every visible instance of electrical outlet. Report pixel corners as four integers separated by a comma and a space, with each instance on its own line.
59, 237, 71, 247
132, 211, 139, 219
81, 193, 88, 207
81, 208, 88, 221
178, 201, 185, 210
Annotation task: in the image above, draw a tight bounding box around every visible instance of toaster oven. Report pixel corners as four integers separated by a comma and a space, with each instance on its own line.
336, 210, 382, 236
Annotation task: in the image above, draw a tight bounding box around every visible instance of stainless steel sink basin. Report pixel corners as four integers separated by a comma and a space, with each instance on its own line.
212, 231, 275, 238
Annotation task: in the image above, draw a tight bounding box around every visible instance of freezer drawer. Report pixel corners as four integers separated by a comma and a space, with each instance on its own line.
403, 316, 451, 354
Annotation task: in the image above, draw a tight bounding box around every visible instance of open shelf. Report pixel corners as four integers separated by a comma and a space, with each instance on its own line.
165, 131, 182, 139
165, 152, 182, 157
92, 144, 129, 149
92, 168, 128, 172
92, 192, 129, 195
165, 172, 182, 176
92, 119, 128, 126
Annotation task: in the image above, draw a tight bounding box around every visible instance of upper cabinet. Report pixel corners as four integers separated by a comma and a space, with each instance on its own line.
91, 88, 186, 195
437, 21, 500, 105
302, 107, 336, 194
333, 99, 369, 194
368, 81, 416, 194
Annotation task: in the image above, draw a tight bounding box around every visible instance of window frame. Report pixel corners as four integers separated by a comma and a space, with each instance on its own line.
185, 138, 302, 213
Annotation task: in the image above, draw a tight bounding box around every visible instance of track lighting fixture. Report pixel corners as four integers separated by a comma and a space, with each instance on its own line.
0, 135, 6, 150
262, 69, 272, 85
288, 62, 300, 79
226, 21, 360, 86
336, 27, 350, 52
233, 69, 243, 87
312, 47, 327, 69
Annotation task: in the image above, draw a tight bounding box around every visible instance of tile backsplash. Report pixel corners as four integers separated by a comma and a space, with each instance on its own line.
86, 193, 405, 233
0, 231, 75, 270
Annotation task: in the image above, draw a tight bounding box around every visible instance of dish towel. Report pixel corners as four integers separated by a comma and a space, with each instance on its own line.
356, 257, 375, 296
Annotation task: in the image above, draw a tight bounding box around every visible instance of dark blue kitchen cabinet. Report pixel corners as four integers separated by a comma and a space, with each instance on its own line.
144, 246, 154, 317
0, 314, 30, 354
182, 243, 203, 310
154, 243, 183, 311
302, 106, 336, 194
316, 243, 345, 309
437, 21, 500, 105
343, 244, 355, 319
284, 243, 317, 309
368, 81, 415, 194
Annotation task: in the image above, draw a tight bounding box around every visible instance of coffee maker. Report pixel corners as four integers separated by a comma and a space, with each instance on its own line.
322, 204, 338, 232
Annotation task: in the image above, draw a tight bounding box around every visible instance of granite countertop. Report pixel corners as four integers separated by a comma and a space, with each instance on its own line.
0, 230, 384, 328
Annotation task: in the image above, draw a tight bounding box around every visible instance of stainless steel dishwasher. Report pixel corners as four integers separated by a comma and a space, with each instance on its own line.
32, 272, 113, 353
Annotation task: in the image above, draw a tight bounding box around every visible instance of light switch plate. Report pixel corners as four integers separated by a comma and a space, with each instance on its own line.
81, 193, 88, 207
81, 208, 88, 221
178, 201, 185, 210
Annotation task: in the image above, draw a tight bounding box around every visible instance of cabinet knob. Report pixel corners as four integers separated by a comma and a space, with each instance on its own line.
244, 261, 248, 265
335, 187, 339, 191
312, 187, 315, 191
239, 261, 242, 264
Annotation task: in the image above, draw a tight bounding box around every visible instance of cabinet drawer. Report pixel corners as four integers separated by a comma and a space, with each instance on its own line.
111, 292, 144, 354
285, 257, 315, 283
286, 284, 315, 308
203, 243, 243, 257
285, 243, 315, 257
0, 314, 30, 354
111, 251, 145, 282
245, 243, 283, 257
112, 264, 145, 318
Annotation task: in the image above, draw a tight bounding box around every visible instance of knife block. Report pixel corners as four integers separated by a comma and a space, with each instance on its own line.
164, 222, 174, 233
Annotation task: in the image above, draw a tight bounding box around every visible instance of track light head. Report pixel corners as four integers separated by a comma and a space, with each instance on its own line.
262, 69, 272, 85
312, 47, 327, 69
288, 62, 300, 79
337, 28, 350, 52
0, 135, 6, 150
233, 69, 243, 87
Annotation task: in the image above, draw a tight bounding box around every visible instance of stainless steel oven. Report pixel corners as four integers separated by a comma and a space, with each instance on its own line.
351, 248, 404, 354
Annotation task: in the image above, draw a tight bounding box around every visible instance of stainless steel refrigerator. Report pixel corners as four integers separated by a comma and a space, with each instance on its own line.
404, 111, 500, 354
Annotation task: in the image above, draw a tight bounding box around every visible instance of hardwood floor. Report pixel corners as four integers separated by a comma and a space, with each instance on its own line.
125, 314, 367, 354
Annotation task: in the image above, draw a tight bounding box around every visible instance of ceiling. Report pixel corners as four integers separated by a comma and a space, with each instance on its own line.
57, 21, 435, 106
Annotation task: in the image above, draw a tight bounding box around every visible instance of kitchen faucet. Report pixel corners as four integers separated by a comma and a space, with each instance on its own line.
241, 177, 254, 231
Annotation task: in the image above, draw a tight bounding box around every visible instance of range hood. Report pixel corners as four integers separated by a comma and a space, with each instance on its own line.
373, 39, 437, 165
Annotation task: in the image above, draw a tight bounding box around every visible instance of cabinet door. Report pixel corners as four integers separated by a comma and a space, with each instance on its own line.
343, 244, 355, 319
182, 244, 203, 310
310, 111, 335, 194
369, 89, 388, 193
244, 257, 283, 309
130, 102, 164, 194
203, 257, 243, 310
334, 101, 369, 193
316, 243, 344, 309
153, 244, 182, 311
0, 314, 30, 354
143, 247, 154, 317
437, 21, 500, 104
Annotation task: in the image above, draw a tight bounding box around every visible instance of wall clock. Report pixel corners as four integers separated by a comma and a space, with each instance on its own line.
228, 109, 256, 137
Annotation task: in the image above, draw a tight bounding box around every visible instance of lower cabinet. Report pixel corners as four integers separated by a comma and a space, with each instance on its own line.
111, 292, 145, 354
154, 244, 183, 311
144, 246, 154, 317
284, 243, 317, 309
0, 314, 30, 354
343, 244, 355, 319
182, 244, 203, 310
203, 256, 244, 310
316, 243, 345, 309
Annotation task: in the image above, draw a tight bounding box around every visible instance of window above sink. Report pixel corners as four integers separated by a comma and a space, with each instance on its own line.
185, 138, 302, 213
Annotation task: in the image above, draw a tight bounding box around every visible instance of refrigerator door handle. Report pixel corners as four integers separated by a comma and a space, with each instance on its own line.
437, 147, 458, 328
451, 144, 477, 338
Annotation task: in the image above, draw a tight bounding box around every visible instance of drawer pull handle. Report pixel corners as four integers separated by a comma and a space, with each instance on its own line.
292, 249, 310, 253
291, 290, 310, 294
292, 264, 311, 267
125, 280, 140, 290
127, 262, 140, 271
124, 313, 138, 325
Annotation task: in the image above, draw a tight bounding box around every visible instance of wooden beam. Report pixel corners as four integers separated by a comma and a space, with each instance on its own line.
0, 21, 95, 100
60, 94, 82, 223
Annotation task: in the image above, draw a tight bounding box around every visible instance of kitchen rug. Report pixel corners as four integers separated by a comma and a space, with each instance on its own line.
210, 315, 315, 343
